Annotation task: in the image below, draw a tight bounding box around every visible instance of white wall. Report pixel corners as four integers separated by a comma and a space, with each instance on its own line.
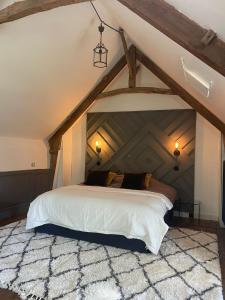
220, 139, 225, 227
0, 137, 48, 171
195, 116, 222, 220
60, 65, 222, 221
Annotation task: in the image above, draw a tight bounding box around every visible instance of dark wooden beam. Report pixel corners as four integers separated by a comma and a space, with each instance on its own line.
48, 53, 127, 171
118, 0, 225, 77
96, 87, 175, 99
136, 48, 225, 134
136, 65, 141, 74
49, 136, 62, 174
119, 29, 133, 85
0, 0, 90, 24
129, 45, 137, 88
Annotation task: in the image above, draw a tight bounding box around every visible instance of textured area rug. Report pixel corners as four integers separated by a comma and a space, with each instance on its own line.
0, 220, 223, 300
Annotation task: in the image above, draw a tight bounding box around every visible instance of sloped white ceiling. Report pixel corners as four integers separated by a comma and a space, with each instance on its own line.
0, 0, 225, 140
0, 0, 14, 9
0, 1, 123, 138
165, 0, 225, 40
100, 0, 225, 124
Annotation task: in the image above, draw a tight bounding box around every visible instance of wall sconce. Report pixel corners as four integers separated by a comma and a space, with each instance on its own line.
174, 142, 180, 171
174, 142, 180, 157
96, 141, 102, 165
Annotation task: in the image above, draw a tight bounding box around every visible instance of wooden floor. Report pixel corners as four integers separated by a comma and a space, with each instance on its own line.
0, 216, 224, 300
0, 289, 21, 300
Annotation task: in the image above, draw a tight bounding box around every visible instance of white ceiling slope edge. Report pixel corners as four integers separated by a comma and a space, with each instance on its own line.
165, 0, 225, 41
0, 0, 18, 10
0, 0, 225, 140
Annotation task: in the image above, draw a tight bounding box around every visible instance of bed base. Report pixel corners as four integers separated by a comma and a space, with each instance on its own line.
35, 210, 174, 253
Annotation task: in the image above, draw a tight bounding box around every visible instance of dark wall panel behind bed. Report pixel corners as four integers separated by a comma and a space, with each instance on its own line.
86, 110, 196, 211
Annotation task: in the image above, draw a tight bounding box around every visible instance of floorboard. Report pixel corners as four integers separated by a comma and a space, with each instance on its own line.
218, 228, 225, 299
0, 289, 21, 300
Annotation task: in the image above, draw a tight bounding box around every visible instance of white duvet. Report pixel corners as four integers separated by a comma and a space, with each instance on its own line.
26, 185, 173, 254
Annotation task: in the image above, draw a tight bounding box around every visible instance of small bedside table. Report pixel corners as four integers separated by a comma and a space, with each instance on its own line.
176, 200, 201, 221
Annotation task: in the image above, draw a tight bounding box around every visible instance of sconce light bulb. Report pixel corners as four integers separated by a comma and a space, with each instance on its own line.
96, 141, 101, 154
174, 141, 180, 157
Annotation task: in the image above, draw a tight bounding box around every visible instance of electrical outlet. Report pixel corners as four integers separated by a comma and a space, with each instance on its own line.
31, 162, 36, 168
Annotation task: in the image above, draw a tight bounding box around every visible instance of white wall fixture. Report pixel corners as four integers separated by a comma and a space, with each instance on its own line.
181, 57, 213, 98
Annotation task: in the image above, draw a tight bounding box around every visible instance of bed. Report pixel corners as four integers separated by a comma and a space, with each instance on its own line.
26, 174, 177, 254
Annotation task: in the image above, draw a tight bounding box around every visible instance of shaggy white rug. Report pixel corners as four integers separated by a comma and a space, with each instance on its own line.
0, 220, 223, 300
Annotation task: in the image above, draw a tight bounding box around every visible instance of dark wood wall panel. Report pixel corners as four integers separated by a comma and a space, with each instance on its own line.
0, 169, 52, 220
86, 110, 196, 206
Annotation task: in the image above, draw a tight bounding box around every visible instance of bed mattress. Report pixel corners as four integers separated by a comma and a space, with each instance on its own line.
27, 185, 173, 254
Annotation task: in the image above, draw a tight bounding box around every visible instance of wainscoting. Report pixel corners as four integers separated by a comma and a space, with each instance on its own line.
86, 110, 196, 209
223, 161, 225, 224
0, 169, 52, 220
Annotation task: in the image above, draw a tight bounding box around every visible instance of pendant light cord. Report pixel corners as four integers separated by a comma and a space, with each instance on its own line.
90, 1, 120, 33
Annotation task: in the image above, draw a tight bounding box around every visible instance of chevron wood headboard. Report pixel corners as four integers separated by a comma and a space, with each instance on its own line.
86, 110, 196, 208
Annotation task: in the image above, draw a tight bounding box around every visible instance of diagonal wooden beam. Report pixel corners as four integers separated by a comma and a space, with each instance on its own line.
48, 52, 127, 172
118, 0, 225, 78
0, 0, 91, 24
128, 45, 137, 88
96, 87, 175, 99
136, 48, 225, 134
119, 28, 133, 86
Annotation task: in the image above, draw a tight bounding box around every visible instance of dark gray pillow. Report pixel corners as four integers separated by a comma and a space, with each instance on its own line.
121, 173, 146, 190
85, 171, 109, 187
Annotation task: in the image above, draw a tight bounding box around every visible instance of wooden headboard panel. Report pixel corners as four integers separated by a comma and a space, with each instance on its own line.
86, 110, 196, 206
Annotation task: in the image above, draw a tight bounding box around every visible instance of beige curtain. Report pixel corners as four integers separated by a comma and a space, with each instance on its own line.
53, 116, 86, 188
52, 129, 73, 189
52, 141, 63, 189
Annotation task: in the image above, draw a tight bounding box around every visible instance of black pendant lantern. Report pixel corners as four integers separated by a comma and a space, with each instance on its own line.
93, 23, 108, 68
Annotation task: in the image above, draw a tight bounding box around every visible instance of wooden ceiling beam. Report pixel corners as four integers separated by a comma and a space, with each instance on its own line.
136, 48, 225, 134
119, 28, 133, 86
96, 87, 175, 99
118, 0, 225, 77
128, 45, 137, 88
0, 0, 91, 24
